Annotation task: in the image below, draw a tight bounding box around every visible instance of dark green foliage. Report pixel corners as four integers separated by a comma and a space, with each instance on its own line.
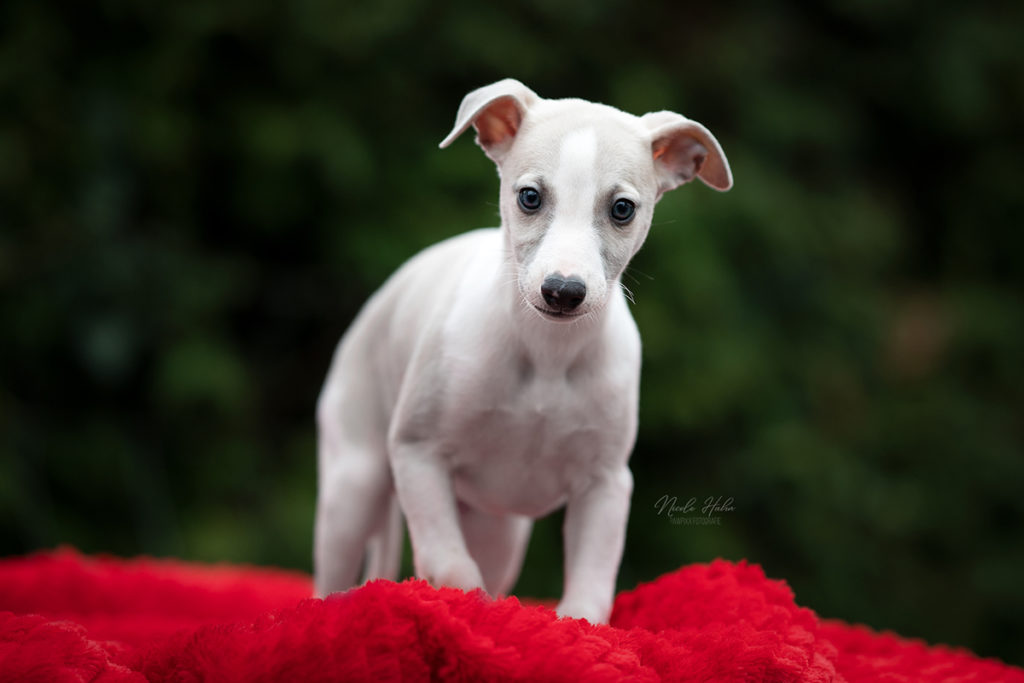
1, 0, 1021, 666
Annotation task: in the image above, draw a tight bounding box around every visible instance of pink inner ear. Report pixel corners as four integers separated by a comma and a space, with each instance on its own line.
475, 98, 523, 148
654, 134, 700, 162
653, 133, 708, 183
692, 151, 707, 173
650, 118, 732, 192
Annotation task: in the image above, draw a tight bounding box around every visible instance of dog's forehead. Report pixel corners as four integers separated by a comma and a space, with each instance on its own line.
508, 99, 653, 180
533, 99, 647, 145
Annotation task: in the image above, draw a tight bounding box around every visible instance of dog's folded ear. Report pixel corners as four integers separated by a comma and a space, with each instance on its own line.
642, 111, 733, 194
440, 79, 540, 162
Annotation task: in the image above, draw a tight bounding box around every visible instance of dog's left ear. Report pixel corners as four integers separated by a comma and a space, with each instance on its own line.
642, 111, 733, 194
439, 79, 540, 163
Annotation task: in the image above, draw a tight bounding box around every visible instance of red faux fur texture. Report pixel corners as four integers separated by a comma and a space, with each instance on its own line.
0, 549, 1020, 682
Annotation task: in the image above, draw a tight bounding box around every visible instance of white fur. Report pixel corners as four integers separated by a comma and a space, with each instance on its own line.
522, 127, 607, 313
314, 79, 732, 623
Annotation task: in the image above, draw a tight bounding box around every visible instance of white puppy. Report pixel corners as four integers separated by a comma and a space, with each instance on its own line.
314, 79, 732, 623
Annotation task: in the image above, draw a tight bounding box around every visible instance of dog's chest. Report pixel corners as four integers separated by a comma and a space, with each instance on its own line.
444, 365, 618, 517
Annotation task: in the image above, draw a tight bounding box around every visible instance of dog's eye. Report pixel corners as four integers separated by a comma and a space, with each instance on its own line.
610, 198, 636, 223
518, 187, 542, 212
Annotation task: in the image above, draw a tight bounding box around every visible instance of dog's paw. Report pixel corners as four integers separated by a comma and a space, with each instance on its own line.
555, 599, 611, 624
422, 557, 486, 594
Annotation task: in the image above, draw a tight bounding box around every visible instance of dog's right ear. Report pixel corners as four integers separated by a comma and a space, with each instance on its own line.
439, 79, 539, 163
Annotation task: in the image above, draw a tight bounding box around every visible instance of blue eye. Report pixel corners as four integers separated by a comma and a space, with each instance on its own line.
611, 198, 636, 223
518, 187, 542, 212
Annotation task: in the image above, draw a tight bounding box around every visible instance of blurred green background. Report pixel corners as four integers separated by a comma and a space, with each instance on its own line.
2, 0, 1022, 667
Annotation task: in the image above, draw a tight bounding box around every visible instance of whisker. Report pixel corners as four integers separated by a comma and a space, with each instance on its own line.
618, 281, 637, 305
622, 265, 654, 286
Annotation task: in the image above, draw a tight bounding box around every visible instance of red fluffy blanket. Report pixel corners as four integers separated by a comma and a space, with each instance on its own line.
1, 550, 1020, 682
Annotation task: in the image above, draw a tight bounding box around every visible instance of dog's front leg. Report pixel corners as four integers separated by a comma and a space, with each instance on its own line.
390, 440, 486, 593
557, 466, 634, 624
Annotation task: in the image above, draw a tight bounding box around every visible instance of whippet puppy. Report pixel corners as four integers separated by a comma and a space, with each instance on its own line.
315, 78, 732, 623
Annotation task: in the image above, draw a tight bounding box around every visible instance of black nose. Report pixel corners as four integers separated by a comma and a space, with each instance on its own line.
541, 274, 587, 312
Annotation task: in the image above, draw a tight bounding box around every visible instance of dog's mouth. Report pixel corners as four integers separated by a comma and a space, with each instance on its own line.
531, 304, 585, 321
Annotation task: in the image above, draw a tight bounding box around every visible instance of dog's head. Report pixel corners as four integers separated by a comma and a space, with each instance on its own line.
441, 79, 732, 323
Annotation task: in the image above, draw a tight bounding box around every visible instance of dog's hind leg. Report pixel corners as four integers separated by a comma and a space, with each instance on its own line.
362, 494, 402, 582
460, 505, 533, 597
313, 429, 392, 597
